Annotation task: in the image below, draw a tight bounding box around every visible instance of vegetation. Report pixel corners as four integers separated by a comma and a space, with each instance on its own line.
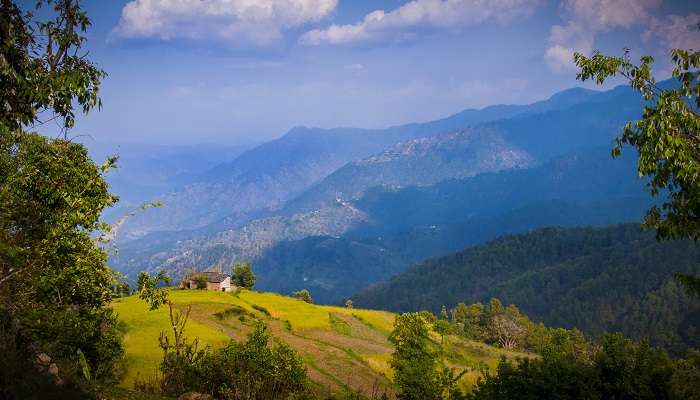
0, 1, 122, 398
574, 30, 700, 295
389, 313, 464, 400
194, 275, 208, 290
112, 289, 532, 397
136, 272, 309, 399
293, 289, 314, 304
353, 224, 700, 355
470, 333, 700, 400
232, 261, 256, 289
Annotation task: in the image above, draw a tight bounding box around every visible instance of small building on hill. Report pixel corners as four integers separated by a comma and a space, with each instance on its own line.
183, 271, 234, 292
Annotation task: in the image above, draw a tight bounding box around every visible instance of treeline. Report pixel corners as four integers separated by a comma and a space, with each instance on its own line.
388, 310, 700, 400
353, 224, 700, 355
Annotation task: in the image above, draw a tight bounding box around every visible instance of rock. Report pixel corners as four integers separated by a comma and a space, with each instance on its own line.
36, 353, 51, 365
48, 363, 59, 376
177, 393, 213, 400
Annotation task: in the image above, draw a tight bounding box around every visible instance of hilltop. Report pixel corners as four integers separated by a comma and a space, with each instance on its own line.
112, 290, 530, 397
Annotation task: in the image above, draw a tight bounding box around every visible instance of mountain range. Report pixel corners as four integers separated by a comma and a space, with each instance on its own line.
108, 81, 660, 307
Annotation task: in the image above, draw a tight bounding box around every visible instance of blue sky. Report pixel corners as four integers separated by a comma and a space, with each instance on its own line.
31, 0, 700, 145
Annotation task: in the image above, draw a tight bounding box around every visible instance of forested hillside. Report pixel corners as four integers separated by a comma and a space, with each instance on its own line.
352, 224, 700, 355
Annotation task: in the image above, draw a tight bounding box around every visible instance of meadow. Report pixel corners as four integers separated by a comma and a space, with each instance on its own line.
112, 289, 530, 396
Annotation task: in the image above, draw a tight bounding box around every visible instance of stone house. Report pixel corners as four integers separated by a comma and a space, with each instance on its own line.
183, 271, 234, 292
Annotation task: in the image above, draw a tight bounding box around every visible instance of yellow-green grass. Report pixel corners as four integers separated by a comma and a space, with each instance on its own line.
111, 292, 231, 386
112, 289, 530, 394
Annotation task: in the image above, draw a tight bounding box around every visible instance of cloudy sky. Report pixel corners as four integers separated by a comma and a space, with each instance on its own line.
32, 0, 700, 145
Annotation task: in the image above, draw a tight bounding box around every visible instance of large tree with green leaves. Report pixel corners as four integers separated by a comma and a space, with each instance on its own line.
389, 313, 465, 400
574, 29, 700, 297
232, 261, 256, 289
0, 0, 122, 396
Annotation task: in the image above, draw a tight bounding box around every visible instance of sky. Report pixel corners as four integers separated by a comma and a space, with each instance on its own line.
29, 0, 700, 145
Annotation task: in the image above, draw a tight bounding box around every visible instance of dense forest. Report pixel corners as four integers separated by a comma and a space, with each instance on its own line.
353, 224, 700, 355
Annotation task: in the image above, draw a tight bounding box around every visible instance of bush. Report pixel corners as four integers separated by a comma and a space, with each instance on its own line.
195, 276, 208, 290
293, 289, 313, 304
159, 324, 309, 399
469, 333, 691, 400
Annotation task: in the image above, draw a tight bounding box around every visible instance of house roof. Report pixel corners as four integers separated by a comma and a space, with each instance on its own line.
195, 271, 230, 283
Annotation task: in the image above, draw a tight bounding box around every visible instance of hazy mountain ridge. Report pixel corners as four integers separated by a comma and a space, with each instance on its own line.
111, 146, 652, 301
112, 85, 610, 240
283, 128, 535, 213
109, 82, 657, 304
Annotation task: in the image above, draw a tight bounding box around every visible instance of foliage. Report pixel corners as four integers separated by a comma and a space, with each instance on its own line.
389, 313, 465, 400
232, 261, 256, 289
574, 37, 700, 295
469, 333, 695, 400
195, 275, 208, 290
293, 289, 314, 304
433, 320, 452, 345
353, 224, 700, 355
0, 1, 124, 394
196, 324, 308, 399
0, 0, 106, 134
137, 271, 171, 311
672, 350, 700, 400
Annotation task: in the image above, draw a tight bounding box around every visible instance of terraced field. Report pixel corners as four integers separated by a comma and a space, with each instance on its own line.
112, 290, 529, 396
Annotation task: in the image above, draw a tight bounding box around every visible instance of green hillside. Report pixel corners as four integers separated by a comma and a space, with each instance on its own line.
352, 224, 700, 356
112, 290, 529, 396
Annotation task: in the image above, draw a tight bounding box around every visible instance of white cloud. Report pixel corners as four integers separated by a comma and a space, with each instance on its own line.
644, 14, 700, 53
545, 0, 662, 72
111, 0, 338, 46
300, 0, 541, 46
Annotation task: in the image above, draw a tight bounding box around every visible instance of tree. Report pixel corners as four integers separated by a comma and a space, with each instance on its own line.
433, 320, 452, 345
440, 305, 449, 321
490, 314, 526, 350
345, 299, 354, 309
293, 289, 313, 304
389, 313, 465, 400
452, 302, 485, 340
574, 32, 700, 296
232, 261, 256, 289
0, 1, 122, 395
194, 275, 207, 290
470, 333, 683, 400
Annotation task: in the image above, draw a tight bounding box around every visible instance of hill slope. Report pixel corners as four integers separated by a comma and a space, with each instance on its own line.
352, 224, 700, 356
112, 290, 529, 396
114, 84, 629, 240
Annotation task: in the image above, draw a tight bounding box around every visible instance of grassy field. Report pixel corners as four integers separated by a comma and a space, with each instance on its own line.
112, 289, 530, 396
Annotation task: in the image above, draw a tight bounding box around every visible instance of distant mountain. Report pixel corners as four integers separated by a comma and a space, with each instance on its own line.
283, 128, 535, 213
283, 86, 643, 214
112, 86, 608, 240
351, 224, 700, 356
85, 141, 251, 222
348, 147, 647, 237
111, 146, 652, 303
110, 82, 660, 307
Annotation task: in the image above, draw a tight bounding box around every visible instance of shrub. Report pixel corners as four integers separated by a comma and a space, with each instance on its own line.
195, 276, 208, 290
293, 289, 313, 304
159, 324, 309, 399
